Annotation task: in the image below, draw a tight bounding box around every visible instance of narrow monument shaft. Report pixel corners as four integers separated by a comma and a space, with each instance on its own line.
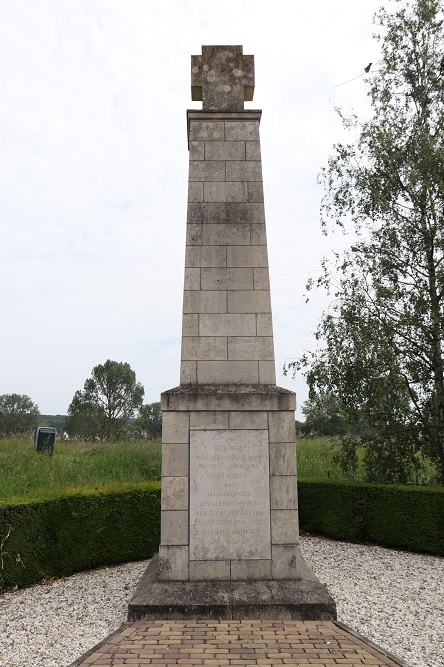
156, 45, 305, 594
181, 111, 276, 386
129, 45, 336, 621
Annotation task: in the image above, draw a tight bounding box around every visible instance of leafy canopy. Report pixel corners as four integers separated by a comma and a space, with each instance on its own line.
65, 360, 144, 441
286, 0, 444, 484
0, 394, 40, 435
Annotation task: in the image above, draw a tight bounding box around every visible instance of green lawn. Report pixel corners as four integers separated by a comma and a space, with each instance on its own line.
296, 436, 352, 480
0, 437, 161, 501
0, 434, 436, 503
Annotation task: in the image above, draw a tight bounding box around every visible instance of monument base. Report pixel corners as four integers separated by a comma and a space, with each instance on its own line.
128, 554, 337, 621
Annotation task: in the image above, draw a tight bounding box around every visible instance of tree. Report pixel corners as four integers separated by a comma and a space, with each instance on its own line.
65, 360, 144, 440
136, 402, 162, 440
286, 0, 444, 484
300, 394, 350, 437
0, 394, 40, 434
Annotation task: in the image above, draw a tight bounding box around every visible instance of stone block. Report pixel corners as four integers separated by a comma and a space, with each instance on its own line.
270, 476, 298, 510
227, 246, 268, 268
199, 313, 256, 336
248, 182, 264, 202
161, 476, 189, 510
228, 411, 268, 429
225, 202, 265, 224
197, 360, 259, 384
187, 203, 228, 225
188, 182, 203, 202
180, 360, 197, 384
162, 412, 190, 444
182, 313, 198, 336
230, 559, 272, 581
254, 267, 270, 290
256, 313, 273, 336
259, 360, 276, 384
162, 443, 189, 477
226, 161, 262, 182
189, 121, 224, 141
184, 267, 201, 290
158, 545, 189, 581
183, 290, 227, 313
190, 411, 229, 429
227, 291, 271, 314
201, 267, 253, 291
189, 141, 204, 160
129, 555, 337, 620
251, 223, 267, 245
187, 202, 265, 225
190, 429, 271, 560
161, 386, 296, 413
228, 336, 274, 360
182, 336, 227, 361
205, 141, 245, 161
269, 412, 296, 443
225, 121, 260, 141
204, 182, 248, 203
202, 223, 250, 246
161, 510, 189, 545
189, 160, 225, 182
189, 560, 231, 581
185, 246, 226, 268
246, 141, 261, 160
186, 224, 202, 246
272, 545, 302, 580
269, 442, 297, 476
271, 510, 299, 545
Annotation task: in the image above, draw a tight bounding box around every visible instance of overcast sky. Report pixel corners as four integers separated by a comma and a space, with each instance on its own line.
0, 0, 383, 417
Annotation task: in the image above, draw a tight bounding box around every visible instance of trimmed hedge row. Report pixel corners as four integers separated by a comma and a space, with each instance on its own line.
1, 479, 442, 590
298, 479, 444, 556
0, 482, 161, 590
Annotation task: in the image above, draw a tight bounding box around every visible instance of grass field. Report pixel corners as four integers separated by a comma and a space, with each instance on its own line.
0, 435, 437, 502
0, 437, 161, 501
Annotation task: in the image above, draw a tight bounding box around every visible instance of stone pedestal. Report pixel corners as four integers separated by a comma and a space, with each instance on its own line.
159, 385, 301, 583
129, 45, 336, 620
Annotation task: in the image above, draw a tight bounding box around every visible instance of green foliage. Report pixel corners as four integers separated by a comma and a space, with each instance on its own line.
297, 436, 361, 480
0, 437, 161, 501
287, 0, 444, 484
300, 394, 350, 436
0, 394, 39, 435
0, 482, 160, 590
136, 402, 162, 440
298, 480, 444, 556
65, 360, 144, 441
39, 415, 66, 431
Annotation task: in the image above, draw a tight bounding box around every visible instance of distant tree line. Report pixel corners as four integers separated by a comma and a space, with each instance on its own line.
0, 360, 163, 441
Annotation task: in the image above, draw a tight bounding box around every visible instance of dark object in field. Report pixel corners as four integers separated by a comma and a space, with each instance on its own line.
364, 62, 372, 73
34, 427, 56, 455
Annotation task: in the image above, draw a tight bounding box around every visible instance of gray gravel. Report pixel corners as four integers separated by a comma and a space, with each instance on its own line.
0, 535, 442, 667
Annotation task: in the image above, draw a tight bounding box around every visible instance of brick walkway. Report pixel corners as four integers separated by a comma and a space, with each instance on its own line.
70, 620, 409, 667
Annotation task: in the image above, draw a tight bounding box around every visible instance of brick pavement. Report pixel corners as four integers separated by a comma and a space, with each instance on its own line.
70, 620, 409, 667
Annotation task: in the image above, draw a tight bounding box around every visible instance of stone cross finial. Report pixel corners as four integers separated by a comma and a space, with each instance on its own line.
191, 45, 254, 111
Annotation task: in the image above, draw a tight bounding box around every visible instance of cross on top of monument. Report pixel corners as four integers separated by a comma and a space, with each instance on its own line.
191, 45, 254, 111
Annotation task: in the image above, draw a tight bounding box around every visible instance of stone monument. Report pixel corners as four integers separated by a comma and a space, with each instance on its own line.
128, 45, 336, 620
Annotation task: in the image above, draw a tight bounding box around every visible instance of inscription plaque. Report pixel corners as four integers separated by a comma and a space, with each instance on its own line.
190, 429, 271, 561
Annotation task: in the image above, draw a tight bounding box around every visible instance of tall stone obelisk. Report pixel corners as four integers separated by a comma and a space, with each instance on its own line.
128, 46, 336, 620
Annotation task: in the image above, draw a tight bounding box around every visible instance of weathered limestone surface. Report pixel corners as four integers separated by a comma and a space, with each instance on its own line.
129, 45, 336, 621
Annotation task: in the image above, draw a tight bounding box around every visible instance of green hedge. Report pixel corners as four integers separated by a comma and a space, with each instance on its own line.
298, 479, 444, 555
2, 479, 442, 591
0, 482, 161, 590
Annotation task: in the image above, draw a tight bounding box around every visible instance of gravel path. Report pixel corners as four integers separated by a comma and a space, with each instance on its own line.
0, 535, 442, 667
